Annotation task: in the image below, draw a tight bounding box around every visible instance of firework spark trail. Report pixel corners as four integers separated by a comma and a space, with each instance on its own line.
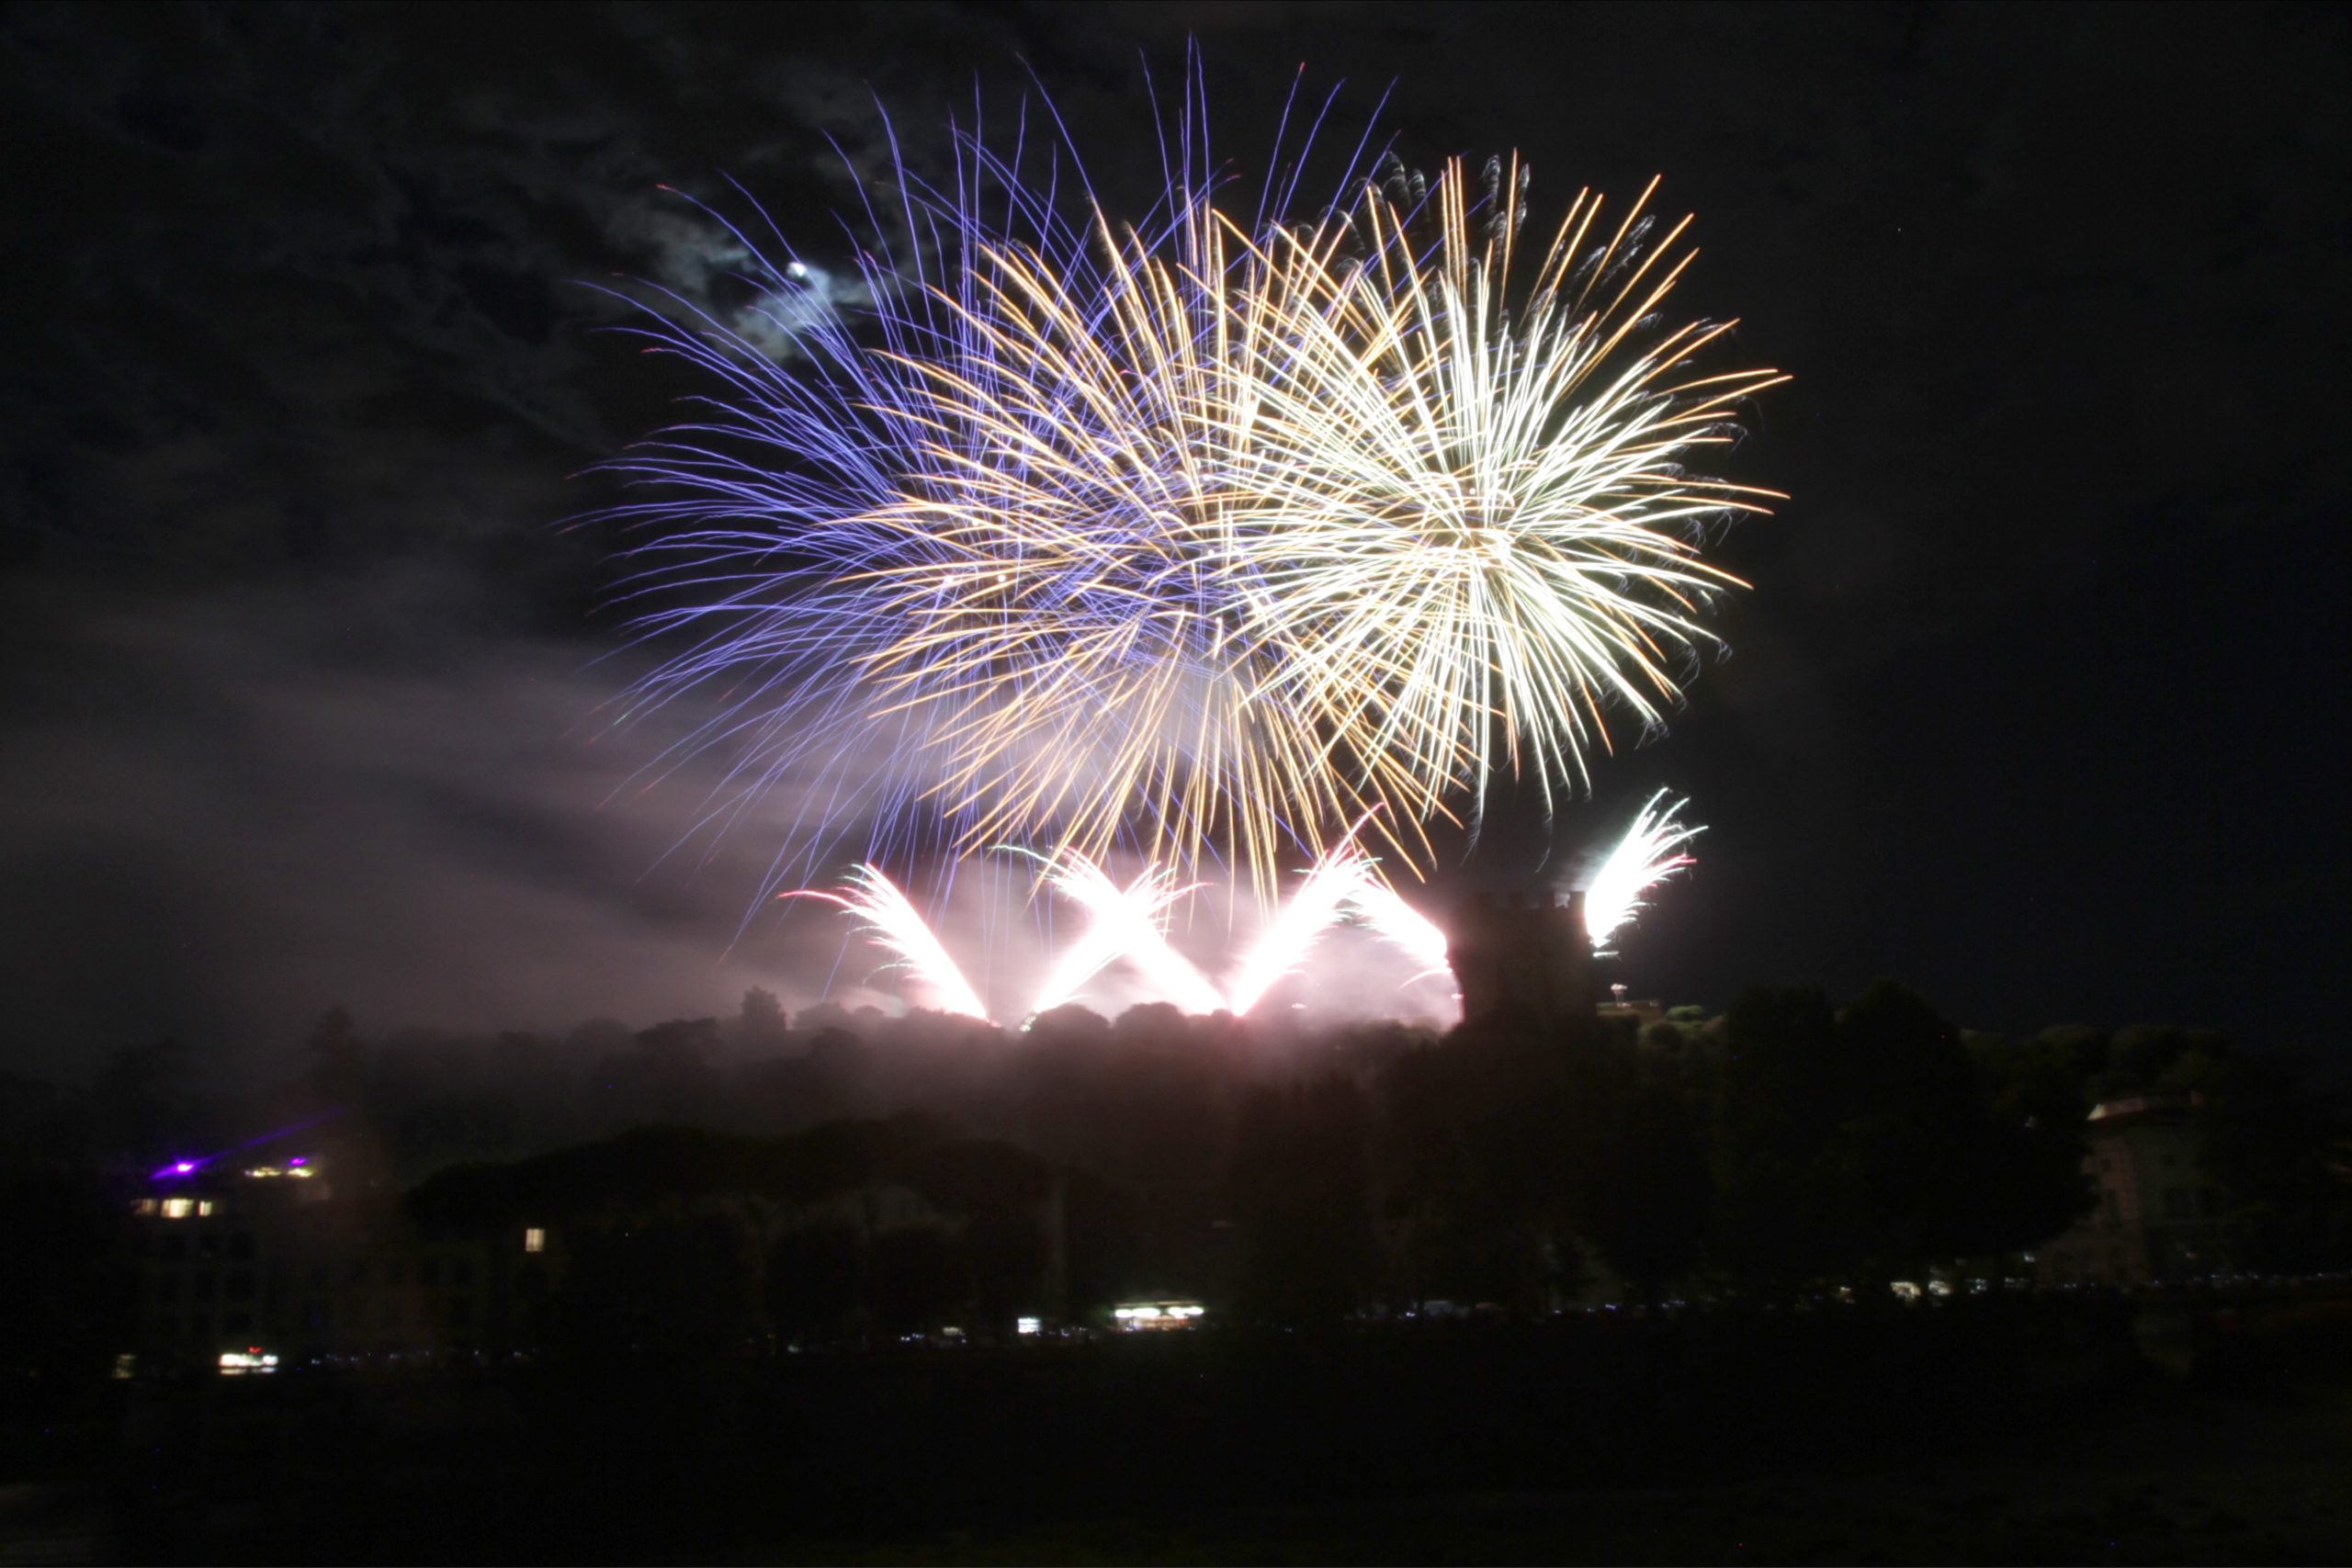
1583, 789, 1703, 951
1224, 843, 1374, 1016
594, 84, 1389, 900
1018, 850, 1225, 1021
1345, 875, 1453, 982
779, 865, 989, 1020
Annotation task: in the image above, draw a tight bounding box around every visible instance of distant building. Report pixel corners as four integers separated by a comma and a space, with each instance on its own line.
2033, 1094, 2230, 1287
120, 1156, 548, 1375
1599, 994, 1667, 1027
1447, 889, 1598, 1031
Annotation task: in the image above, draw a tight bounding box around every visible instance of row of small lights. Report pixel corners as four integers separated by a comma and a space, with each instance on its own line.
152, 1155, 310, 1181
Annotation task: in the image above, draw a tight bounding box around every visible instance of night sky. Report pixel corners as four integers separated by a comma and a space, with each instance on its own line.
4, 1, 2343, 1077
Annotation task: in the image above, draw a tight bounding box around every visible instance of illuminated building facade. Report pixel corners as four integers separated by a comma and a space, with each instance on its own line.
2033, 1095, 2230, 1287
121, 1158, 554, 1373
118, 1125, 1072, 1370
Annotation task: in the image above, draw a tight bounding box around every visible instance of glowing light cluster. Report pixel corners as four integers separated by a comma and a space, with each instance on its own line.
1114, 1301, 1206, 1330
603, 90, 1775, 900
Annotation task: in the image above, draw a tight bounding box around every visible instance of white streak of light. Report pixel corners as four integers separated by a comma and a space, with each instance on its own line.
1025, 852, 1225, 1019
784, 866, 990, 1020
1346, 876, 1453, 981
1226, 847, 1373, 1015
1582, 790, 1702, 950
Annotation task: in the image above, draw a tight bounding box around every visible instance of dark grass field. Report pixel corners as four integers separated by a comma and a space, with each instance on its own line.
5, 1293, 2346, 1564
813, 1374, 2351, 1565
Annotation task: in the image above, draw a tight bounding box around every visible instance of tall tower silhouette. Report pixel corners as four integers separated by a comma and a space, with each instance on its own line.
1446, 888, 1598, 1032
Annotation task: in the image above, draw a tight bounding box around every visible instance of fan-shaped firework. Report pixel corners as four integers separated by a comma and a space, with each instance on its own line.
597, 87, 1776, 905
1584, 789, 1704, 951
779, 863, 989, 1021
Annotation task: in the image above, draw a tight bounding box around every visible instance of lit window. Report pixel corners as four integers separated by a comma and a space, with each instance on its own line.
162, 1198, 194, 1220
133, 1199, 158, 1216
197, 1200, 215, 1217
1016, 1316, 1041, 1336
523, 1227, 546, 1255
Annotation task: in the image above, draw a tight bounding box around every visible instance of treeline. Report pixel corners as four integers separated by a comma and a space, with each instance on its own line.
385, 982, 2350, 1351
9, 978, 2348, 1354
393, 982, 2342, 1299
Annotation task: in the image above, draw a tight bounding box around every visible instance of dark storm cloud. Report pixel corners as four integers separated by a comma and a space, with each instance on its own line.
0, 2, 2342, 1069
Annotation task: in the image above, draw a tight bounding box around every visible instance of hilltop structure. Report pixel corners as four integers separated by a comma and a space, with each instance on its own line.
2033, 1094, 2230, 1287
1446, 889, 1599, 1032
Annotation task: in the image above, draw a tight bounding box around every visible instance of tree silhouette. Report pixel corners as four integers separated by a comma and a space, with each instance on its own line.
737, 987, 787, 1054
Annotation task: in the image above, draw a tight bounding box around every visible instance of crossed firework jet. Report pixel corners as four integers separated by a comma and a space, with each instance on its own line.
787, 793, 1702, 1026
597, 69, 1779, 917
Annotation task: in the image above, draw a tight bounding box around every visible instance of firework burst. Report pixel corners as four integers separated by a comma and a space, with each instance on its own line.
1016, 848, 1225, 1021
1233, 156, 1785, 829
598, 80, 1776, 911
1224, 839, 1377, 1016
787, 838, 1464, 1024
